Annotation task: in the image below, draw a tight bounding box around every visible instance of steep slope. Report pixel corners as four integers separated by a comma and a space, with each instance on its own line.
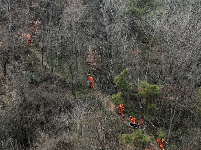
0, 45, 160, 149
0, 47, 127, 149
28, 47, 160, 150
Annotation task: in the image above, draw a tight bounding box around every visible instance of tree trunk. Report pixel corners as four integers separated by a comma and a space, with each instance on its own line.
167, 106, 176, 142
41, 47, 44, 67
3, 57, 9, 76
69, 62, 75, 96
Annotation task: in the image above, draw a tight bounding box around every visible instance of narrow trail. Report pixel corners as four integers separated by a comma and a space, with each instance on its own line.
29, 47, 159, 150
95, 90, 131, 125
95, 90, 159, 150
29, 46, 130, 124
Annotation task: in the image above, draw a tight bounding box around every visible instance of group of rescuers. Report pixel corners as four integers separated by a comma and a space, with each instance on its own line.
28, 36, 167, 150
117, 102, 140, 129
27, 36, 168, 149
87, 74, 168, 150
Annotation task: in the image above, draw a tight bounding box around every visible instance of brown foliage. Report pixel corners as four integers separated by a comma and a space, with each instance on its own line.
86, 51, 101, 70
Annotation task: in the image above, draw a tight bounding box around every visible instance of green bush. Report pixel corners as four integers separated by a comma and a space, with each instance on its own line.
119, 134, 135, 145
129, 0, 161, 17
28, 73, 38, 85
114, 68, 132, 95
148, 103, 159, 113
134, 130, 151, 146
157, 129, 166, 139
112, 68, 133, 105
138, 81, 163, 99
119, 131, 151, 148
111, 92, 124, 104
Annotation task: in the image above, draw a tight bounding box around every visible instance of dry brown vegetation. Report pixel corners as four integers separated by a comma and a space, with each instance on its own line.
0, 0, 201, 149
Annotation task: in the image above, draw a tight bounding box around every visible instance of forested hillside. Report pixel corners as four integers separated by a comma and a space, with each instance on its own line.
0, 0, 201, 149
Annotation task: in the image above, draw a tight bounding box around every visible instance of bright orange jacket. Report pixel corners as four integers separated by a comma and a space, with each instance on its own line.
157, 139, 162, 143
88, 76, 94, 88
118, 104, 125, 110
118, 104, 125, 116
160, 143, 164, 149
27, 34, 31, 39
130, 117, 136, 124
157, 139, 164, 150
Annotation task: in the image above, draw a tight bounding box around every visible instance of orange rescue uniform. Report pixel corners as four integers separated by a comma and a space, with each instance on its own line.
27, 39, 32, 46
130, 117, 136, 124
27, 34, 32, 46
88, 75, 95, 89
117, 104, 125, 116
157, 139, 165, 150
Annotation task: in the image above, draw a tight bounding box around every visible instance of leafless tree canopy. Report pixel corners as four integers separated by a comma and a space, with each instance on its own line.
0, 0, 201, 149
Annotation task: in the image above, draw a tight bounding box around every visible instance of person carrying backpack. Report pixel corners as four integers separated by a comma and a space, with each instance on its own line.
129, 116, 138, 128
161, 138, 168, 149
157, 138, 168, 150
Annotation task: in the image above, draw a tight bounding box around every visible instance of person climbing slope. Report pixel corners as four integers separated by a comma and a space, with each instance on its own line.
27, 34, 33, 46
87, 74, 95, 89
157, 138, 165, 150
129, 116, 138, 128
117, 102, 125, 117
161, 138, 168, 149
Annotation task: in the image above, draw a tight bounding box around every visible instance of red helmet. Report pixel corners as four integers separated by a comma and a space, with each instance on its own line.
129, 116, 132, 119
27, 34, 31, 38
88, 74, 91, 76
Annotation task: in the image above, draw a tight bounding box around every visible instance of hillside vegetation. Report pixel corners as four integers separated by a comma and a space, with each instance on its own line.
0, 0, 201, 149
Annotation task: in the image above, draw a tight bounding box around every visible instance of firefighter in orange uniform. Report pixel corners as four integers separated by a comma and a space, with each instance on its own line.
87, 74, 95, 89
27, 34, 32, 46
117, 102, 125, 117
